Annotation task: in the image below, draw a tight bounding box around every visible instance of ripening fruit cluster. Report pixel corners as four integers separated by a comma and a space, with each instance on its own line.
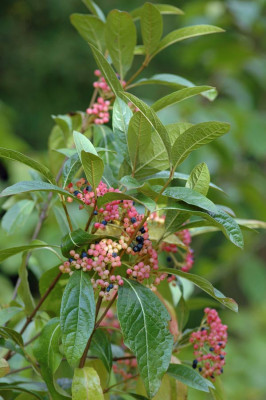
61, 180, 194, 299
189, 308, 227, 379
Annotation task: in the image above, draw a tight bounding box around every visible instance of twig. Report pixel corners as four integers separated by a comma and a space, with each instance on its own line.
95, 291, 118, 328
6, 365, 33, 376
103, 374, 139, 393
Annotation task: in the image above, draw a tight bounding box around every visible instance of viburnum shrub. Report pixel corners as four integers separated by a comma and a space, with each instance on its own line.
0, 2, 265, 399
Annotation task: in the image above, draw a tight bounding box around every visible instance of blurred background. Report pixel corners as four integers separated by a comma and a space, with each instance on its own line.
0, 0, 265, 399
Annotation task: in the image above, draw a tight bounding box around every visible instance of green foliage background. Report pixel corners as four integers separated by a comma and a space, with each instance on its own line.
0, 0, 265, 399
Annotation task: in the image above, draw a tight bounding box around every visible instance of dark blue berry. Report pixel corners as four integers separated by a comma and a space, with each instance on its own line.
210, 375, 214, 379
93, 210, 98, 215
81, 252, 87, 258
221, 368, 223, 373
220, 355, 224, 360
86, 185, 92, 192
131, 217, 137, 223
209, 347, 214, 352
68, 258, 74, 262
218, 342, 223, 346
136, 236, 144, 243
74, 190, 79, 196
167, 256, 172, 262
109, 284, 114, 289
101, 220, 107, 226
106, 287, 110, 292
133, 246, 139, 252
201, 327, 206, 331
137, 243, 143, 250
199, 367, 202, 372
133, 201, 135, 205
120, 200, 123, 203
192, 360, 198, 369
140, 227, 145, 234
112, 252, 117, 257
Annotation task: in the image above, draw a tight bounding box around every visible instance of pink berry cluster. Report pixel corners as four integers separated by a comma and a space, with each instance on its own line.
113, 356, 138, 381
189, 308, 228, 380
86, 96, 110, 125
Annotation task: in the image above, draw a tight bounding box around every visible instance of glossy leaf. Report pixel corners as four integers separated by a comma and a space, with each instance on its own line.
113, 98, 133, 135
72, 367, 104, 400
0, 384, 42, 400
90, 328, 112, 373
0, 307, 22, 326
0, 326, 23, 347
164, 210, 190, 236
0, 147, 55, 184
0, 241, 58, 263
132, 4, 183, 19
119, 91, 171, 157
70, 14, 105, 52
117, 278, 173, 398
62, 153, 81, 189
60, 270, 96, 366
141, 3, 163, 57
34, 318, 67, 400
162, 187, 217, 213
167, 364, 211, 392
80, 150, 104, 190
171, 121, 230, 168
73, 130, 98, 157
185, 162, 210, 196
159, 268, 238, 312
88, 43, 123, 96
1, 199, 35, 235
82, 0, 106, 21
152, 86, 213, 112
105, 10, 136, 79
152, 25, 224, 58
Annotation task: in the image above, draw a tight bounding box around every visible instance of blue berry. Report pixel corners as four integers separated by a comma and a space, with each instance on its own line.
221, 368, 223, 373
93, 210, 98, 215
220, 355, 224, 360
131, 217, 137, 223
201, 327, 206, 331
136, 236, 144, 243
140, 227, 145, 234
109, 284, 114, 289
167, 256, 171, 262
137, 243, 143, 250
218, 342, 223, 346
81, 252, 87, 258
209, 347, 214, 352
112, 252, 117, 257
101, 220, 107, 226
192, 360, 198, 369
133, 246, 139, 252
106, 287, 110, 292
68, 258, 74, 262
199, 367, 202, 372
86, 185, 92, 192
74, 190, 79, 196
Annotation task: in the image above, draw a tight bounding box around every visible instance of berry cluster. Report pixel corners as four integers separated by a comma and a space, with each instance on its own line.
189, 308, 227, 380
86, 97, 110, 125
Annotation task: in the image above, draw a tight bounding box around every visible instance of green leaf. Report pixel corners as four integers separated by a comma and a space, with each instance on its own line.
185, 163, 210, 196
132, 4, 183, 20
120, 176, 141, 190
62, 153, 81, 189
118, 91, 171, 158
152, 86, 213, 112
127, 112, 151, 174
0, 326, 23, 347
96, 191, 156, 212
1, 199, 35, 235
235, 218, 266, 230
52, 114, 72, 136
167, 363, 211, 392
0, 241, 58, 263
0, 358, 10, 377
153, 25, 225, 58
164, 210, 190, 236
90, 328, 112, 373
34, 318, 68, 400
159, 268, 238, 312
73, 130, 98, 157
39, 266, 68, 315
105, 10, 136, 79
88, 43, 123, 95
0, 147, 55, 184
176, 296, 189, 332
117, 279, 173, 398
81, 150, 104, 190
60, 270, 96, 366
0, 383, 43, 400
18, 253, 35, 315
141, 3, 163, 57
81, 0, 106, 22
0, 180, 77, 200
0, 307, 22, 325
113, 98, 133, 135
70, 14, 105, 52
72, 367, 104, 400
171, 121, 230, 168
162, 187, 217, 213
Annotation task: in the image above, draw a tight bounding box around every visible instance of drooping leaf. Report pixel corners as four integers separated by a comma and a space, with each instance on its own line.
118, 91, 171, 157
60, 270, 96, 366
18, 253, 35, 315
73, 131, 98, 157
161, 187, 217, 213
0, 241, 59, 263
72, 367, 104, 400
62, 153, 81, 189
1, 199, 35, 235
34, 318, 68, 400
117, 278, 173, 398
88, 43, 123, 95
132, 4, 183, 20
141, 3, 163, 57
159, 268, 238, 312
152, 25, 224, 58
0, 383, 43, 400
81, 0, 106, 22
0, 326, 23, 347
0, 147, 55, 184
164, 210, 190, 236
105, 10, 136, 79
120, 175, 142, 190
171, 121, 230, 169
167, 363, 212, 392
152, 86, 213, 112
81, 150, 104, 190
90, 328, 112, 373
185, 163, 210, 196
70, 14, 105, 52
